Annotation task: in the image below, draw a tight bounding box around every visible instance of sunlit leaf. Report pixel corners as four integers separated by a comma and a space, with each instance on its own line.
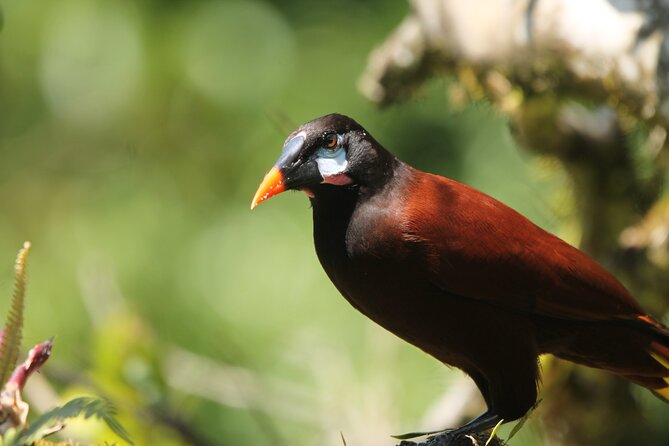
507, 399, 541, 440
485, 419, 504, 446
17, 397, 133, 445
2, 427, 18, 446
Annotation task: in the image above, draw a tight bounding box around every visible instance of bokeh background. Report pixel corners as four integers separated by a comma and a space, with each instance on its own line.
0, 0, 664, 445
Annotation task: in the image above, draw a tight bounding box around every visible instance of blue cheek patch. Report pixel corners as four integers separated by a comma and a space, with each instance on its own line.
315, 147, 348, 176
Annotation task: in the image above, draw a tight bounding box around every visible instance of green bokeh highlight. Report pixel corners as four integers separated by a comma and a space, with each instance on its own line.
0, 0, 569, 444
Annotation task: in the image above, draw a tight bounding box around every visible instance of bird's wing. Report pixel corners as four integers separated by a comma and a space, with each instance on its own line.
402, 172, 645, 323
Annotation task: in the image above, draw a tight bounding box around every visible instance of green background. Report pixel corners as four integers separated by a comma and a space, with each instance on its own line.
0, 0, 593, 444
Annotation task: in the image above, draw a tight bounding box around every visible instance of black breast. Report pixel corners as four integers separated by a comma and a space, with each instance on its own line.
309, 173, 431, 337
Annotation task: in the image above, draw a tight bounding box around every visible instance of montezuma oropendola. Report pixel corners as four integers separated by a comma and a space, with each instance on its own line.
251, 113, 669, 435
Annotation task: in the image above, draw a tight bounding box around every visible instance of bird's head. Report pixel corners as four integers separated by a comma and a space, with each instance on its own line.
251, 113, 393, 209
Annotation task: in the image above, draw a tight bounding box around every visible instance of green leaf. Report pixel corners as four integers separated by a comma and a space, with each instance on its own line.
507, 399, 541, 441
17, 397, 134, 445
0, 242, 30, 386
485, 419, 504, 446
391, 429, 443, 440
2, 427, 18, 446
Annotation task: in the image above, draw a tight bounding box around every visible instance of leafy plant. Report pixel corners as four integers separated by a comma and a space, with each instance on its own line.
0, 243, 133, 445
0, 242, 29, 386
15, 398, 132, 446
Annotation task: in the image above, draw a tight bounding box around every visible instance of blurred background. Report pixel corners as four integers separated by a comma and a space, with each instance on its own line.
0, 0, 666, 445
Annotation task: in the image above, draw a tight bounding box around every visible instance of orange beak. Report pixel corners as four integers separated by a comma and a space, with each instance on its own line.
251, 166, 286, 209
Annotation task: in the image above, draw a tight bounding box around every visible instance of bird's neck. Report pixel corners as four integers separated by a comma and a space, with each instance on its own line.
355, 148, 402, 195
308, 186, 357, 289
309, 158, 410, 221
310, 185, 359, 230
308, 161, 413, 310
309, 160, 412, 255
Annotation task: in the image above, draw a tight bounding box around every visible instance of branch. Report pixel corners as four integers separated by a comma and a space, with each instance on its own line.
360, 0, 669, 126
359, 0, 669, 296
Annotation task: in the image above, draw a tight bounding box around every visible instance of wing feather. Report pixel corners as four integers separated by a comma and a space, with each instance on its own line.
402, 172, 644, 322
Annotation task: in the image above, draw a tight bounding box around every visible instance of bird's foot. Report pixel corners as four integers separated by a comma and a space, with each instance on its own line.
394, 412, 504, 446
396, 430, 503, 446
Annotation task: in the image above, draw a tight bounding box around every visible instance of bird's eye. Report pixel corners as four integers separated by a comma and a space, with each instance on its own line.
324, 132, 338, 149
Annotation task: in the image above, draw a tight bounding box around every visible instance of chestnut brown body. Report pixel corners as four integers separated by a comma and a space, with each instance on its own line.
253, 113, 669, 432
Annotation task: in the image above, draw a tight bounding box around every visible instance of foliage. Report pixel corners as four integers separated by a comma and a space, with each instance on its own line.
16, 397, 132, 446
0, 243, 28, 388
0, 0, 665, 445
0, 244, 132, 445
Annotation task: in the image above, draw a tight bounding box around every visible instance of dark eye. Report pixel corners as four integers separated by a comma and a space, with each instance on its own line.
324, 132, 338, 149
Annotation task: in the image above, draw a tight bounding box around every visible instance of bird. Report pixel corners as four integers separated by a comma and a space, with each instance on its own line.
251, 113, 669, 436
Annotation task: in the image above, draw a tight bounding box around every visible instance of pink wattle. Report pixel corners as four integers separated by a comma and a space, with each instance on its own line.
322, 173, 353, 186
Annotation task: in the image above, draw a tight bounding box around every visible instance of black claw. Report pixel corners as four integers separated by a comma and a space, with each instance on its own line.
397, 431, 501, 446
394, 412, 505, 446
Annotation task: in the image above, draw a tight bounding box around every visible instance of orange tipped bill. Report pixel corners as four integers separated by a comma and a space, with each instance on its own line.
251, 166, 285, 209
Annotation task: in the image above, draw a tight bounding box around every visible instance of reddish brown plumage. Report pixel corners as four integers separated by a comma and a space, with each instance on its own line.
253, 113, 669, 433
394, 169, 669, 410
404, 173, 642, 320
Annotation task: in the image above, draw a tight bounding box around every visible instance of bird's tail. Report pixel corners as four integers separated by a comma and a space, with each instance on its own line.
634, 314, 669, 402
648, 340, 669, 402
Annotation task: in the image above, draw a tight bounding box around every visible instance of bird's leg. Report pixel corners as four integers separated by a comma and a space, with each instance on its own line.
416, 412, 502, 446
443, 410, 502, 436
393, 411, 502, 442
